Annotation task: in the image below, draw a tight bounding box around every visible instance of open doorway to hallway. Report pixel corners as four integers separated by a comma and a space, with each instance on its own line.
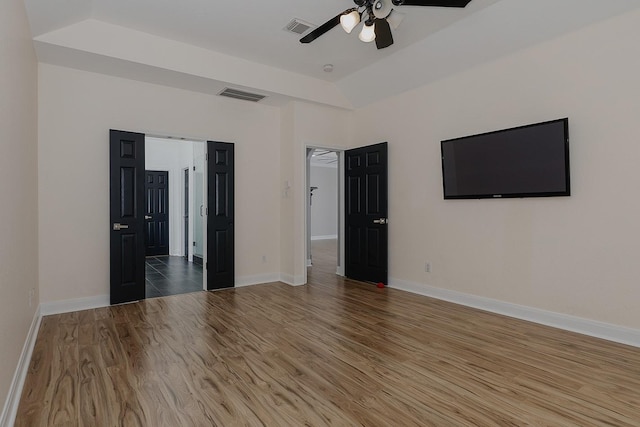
144, 136, 206, 298
302, 142, 388, 287
307, 148, 339, 277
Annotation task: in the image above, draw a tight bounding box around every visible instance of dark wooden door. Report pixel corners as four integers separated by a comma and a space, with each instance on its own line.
345, 142, 388, 285
144, 170, 169, 256
109, 130, 146, 304
184, 168, 189, 258
207, 141, 234, 290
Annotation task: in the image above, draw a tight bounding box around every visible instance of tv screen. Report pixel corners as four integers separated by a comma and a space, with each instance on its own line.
441, 118, 570, 199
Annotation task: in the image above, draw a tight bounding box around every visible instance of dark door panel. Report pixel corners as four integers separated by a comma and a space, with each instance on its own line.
145, 170, 169, 256
110, 130, 146, 305
345, 142, 388, 285
207, 141, 235, 290
184, 169, 189, 258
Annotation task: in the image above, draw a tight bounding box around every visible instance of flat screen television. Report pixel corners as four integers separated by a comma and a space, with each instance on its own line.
441, 118, 570, 199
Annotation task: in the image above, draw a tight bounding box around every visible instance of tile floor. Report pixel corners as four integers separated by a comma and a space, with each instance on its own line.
145, 256, 203, 298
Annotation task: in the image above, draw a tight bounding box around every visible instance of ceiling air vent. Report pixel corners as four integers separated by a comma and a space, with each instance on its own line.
218, 88, 266, 103
284, 18, 313, 35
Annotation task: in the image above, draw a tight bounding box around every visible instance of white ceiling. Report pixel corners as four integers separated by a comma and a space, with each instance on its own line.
23, 0, 640, 108
24, 0, 501, 82
311, 150, 339, 168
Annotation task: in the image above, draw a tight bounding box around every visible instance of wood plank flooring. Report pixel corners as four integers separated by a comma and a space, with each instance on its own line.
16, 240, 640, 426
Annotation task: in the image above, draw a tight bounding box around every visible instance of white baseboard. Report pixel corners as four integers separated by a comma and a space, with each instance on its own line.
236, 273, 281, 288
40, 295, 110, 316
279, 273, 306, 287
311, 235, 338, 241
389, 278, 640, 348
1, 307, 42, 427
38, 275, 295, 312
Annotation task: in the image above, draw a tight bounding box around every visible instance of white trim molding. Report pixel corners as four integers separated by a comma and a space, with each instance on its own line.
1, 307, 41, 427
40, 295, 110, 316
235, 273, 281, 288
389, 278, 640, 348
279, 273, 306, 287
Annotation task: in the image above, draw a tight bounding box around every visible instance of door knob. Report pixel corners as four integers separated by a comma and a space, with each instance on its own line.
373, 218, 388, 224
113, 223, 129, 230
145, 215, 152, 220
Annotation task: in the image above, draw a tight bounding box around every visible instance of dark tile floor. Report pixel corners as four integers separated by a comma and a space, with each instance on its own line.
145, 256, 203, 298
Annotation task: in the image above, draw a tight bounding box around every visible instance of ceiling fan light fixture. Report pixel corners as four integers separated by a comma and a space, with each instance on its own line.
301, 0, 473, 48
340, 9, 360, 34
359, 21, 376, 42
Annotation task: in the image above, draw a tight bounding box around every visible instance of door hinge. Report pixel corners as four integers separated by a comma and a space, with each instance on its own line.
206, 207, 208, 215
205, 262, 208, 269
205, 153, 209, 161
193, 166, 196, 171
193, 241, 196, 246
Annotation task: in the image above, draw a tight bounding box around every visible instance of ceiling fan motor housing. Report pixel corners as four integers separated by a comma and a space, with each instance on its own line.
373, 0, 393, 19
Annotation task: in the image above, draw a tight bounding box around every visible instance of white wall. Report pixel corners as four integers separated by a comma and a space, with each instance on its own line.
279, 101, 353, 284
145, 137, 194, 256
352, 9, 640, 329
38, 64, 282, 303
0, 0, 38, 414
310, 165, 338, 239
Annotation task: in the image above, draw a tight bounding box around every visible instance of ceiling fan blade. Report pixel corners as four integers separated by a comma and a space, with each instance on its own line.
387, 10, 405, 29
393, 0, 472, 7
300, 12, 344, 44
374, 18, 394, 49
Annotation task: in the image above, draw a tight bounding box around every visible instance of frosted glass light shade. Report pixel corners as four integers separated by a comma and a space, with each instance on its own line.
340, 10, 360, 34
359, 22, 376, 42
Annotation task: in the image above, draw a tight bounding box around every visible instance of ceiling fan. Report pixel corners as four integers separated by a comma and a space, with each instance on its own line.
300, 0, 472, 50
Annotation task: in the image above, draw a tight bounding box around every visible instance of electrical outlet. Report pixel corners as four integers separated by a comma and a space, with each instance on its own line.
425, 262, 431, 273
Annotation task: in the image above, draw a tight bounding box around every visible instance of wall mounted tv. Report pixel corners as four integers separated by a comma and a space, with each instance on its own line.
441, 118, 570, 199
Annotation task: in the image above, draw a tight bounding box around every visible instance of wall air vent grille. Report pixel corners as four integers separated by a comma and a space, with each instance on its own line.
218, 88, 266, 103
284, 19, 313, 35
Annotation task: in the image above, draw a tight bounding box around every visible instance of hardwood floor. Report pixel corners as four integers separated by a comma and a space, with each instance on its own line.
309, 238, 338, 278
16, 241, 640, 426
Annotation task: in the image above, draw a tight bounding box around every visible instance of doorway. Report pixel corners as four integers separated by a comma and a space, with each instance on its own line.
144, 136, 206, 298
110, 130, 236, 304
307, 148, 340, 276
304, 142, 389, 287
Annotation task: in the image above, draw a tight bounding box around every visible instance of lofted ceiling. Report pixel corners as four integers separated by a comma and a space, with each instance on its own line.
23, 0, 640, 108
